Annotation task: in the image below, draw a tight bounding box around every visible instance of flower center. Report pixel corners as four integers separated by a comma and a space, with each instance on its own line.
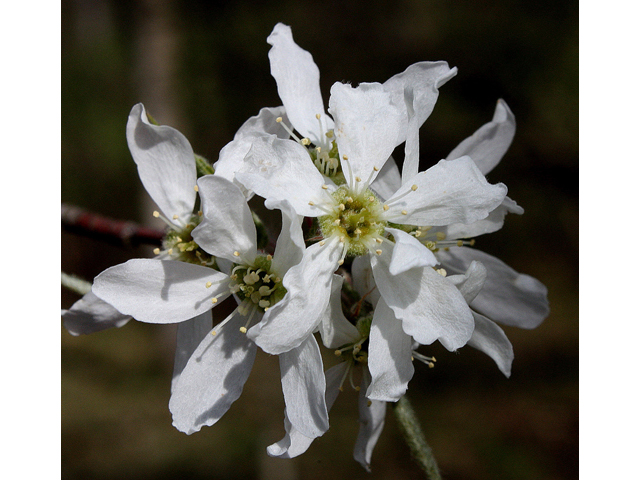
229, 254, 286, 313
318, 185, 387, 257
155, 213, 215, 267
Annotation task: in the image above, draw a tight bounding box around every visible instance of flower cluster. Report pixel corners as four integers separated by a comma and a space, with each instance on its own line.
62, 23, 549, 471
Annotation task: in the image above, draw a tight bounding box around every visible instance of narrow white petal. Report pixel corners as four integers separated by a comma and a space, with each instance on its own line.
92, 259, 231, 324
271, 200, 306, 276
354, 369, 387, 472
385, 157, 507, 226
126, 103, 196, 224
169, 311, 257, 434
279, 335, 329, 438
328, 82, 404, 187
385, 227, 437, 275
383, 61, 457, 144
446, 99, 516, 175
436, 247, 549, 329
247, 237, 342, 354
267, 23, 332, 144
468, 312, 514, 377
366, 298, 415, 402
432, 196, 523, 240
318, 274, 361, 349
351, 255, 381, 308
401, 87, 421, 184
371, 245, 474, 351
446, 260, 488, 304
62, 291, 130, 336
171, 311, 213, 393
267, 363, 348, 458
236, 135, 329, 217
192, 175, 257, 264
370, 156, 402, 201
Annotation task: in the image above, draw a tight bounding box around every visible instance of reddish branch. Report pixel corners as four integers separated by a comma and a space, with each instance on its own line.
62, 203, 165, 247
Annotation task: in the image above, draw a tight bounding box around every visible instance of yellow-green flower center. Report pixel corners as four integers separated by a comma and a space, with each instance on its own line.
318, 185, 387, 257
229, 254, 287, 313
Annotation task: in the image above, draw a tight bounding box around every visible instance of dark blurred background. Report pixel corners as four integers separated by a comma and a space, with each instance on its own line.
61, 0, 578, 479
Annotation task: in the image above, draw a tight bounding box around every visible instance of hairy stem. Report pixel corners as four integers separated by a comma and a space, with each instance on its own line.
393, 395, 442, 480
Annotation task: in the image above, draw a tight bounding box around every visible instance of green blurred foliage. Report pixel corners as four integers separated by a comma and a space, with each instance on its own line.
62, 0, 578, 479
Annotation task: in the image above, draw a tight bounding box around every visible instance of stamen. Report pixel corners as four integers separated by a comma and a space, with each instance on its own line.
152, 210, 178, 229
275, 117, 303, 143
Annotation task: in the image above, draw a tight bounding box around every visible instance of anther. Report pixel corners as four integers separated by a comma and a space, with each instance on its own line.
436, 232, 447, 241
153, 248, 160, 255
383, 205, 389, 211
194, 185, 199, 192
308, 201, 315, 206
301, 138, 310, 145
239, 327, 247, 334
375, 249, 382, 255
211, 297, 218, 303
276, 117, 283, 123
355, 176, 362, 182
266, 254, 273, 261
319, 240, 326, 246
457, 240, 464, 247
401, 210, 408, 215
411, 184, 418, 191
322, 184, 329, 190
205, 281, 212, 288
233, 251, 240, 257
173, 214, 179, 220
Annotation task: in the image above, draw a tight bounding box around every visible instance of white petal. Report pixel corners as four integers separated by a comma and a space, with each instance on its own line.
468, 312, 514, 377
436, 247, 549, 329
62, 291, 130, 336
446, 260, 488, 303
191, 175, 257, 264
432, 196, 523, 240
371, 245, 474, 351
366, 298, 415, 402
401, 87, 422, 184
171, 310, 213, 393
383, 61, 457, 144
385, 157, 507, 226
385, 227, 437, 275
92, 259, 231, 324
267, 362, 347, 458
234, 106, 290, 140
267, 23, 332, 144
328, 82, 404, 187
279, 335, 329, 438
169, 311, 257, 434
446, 99, 516, 175
370, 156, 402, 201
126, 103, 196, 224
236, 135, 329, 217
247, 237, 342, 354
351, 255, 381, 308
318, 274, 361, 349
271, 200, 306, 276
354, 369, 387, 472
213, 107, 291, 198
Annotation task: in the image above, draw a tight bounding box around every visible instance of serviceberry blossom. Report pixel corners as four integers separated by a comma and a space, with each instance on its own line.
91, 175, 329, 438
235, 80, 507, 367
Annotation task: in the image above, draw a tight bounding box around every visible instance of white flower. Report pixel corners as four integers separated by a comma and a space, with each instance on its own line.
234, 81, 507, 362
91, 173, 329, 438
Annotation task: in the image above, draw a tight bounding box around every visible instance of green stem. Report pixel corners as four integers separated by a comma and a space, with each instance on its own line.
393, 395, 442, 480
61, 272, 92, 296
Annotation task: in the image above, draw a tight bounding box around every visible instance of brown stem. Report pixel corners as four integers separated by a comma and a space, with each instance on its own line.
61, 203, 165, 247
